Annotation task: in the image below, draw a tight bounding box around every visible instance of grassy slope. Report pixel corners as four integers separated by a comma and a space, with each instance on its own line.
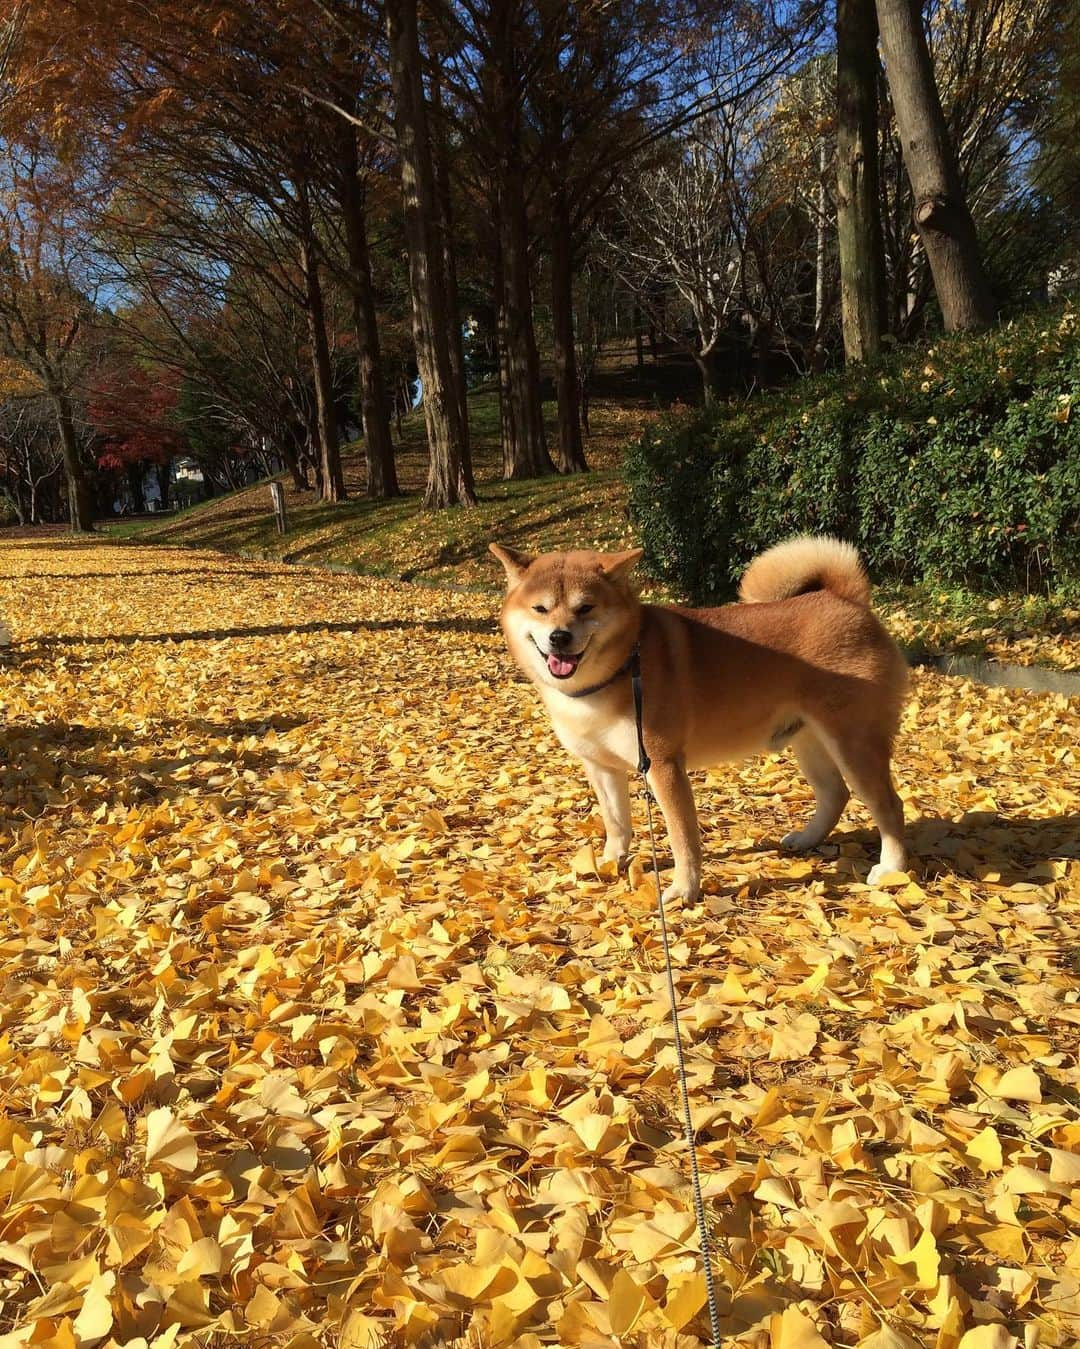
110, 387, 653, 589
108, 354, 1078, 669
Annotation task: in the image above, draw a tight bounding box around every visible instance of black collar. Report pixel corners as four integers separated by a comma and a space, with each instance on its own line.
559, 642, 640, 699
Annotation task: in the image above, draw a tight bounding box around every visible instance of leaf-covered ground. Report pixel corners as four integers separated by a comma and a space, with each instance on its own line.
879, 591, 1080, 675
1, 539, 1078, 1349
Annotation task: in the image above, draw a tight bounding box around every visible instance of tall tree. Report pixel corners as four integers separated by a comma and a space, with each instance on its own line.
453, 0, 554, 480
88, 358, 185, 511
0, 148, 98, 530
6, 0, 356, 502
605, 139, 741, 403
296, 171, 346, 501
427, 60, 473, 484
335, 123, 399, 498
875, 0, 995, 330
0, 391, 65, 524
385, 0, 475, 507
836, 0, 886, 360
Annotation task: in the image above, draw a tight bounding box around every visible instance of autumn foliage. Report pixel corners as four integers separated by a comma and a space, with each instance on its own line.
88, 364, 186, 473
0, 540, 1078, 1346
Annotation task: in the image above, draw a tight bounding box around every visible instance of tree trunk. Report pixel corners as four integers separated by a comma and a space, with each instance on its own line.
297, 195, 346, 503
491, 8, 554, 481
338, 129, 400, 499
126, 462, 146, 513
694, 352, 721, 405
493, 227, 517, 478
395, 377, 407, 440
12, 466, 27, 524
429, 67, 471, 478
52, 391, 94, 532
875, 0, 995, 331
498, 171, 554, 478
810, 63, 833, 371
281, 433, 308, 492
814, 131, 827, 336
837, 0, 887, 361
386, 0, 474, 507
15, 451, 29, 523
550, 178, 589, 473
156, 461, 171, 510
633, 306, 645, 381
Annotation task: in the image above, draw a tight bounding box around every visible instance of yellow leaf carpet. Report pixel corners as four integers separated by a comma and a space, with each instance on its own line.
0, 540, 1077, 1347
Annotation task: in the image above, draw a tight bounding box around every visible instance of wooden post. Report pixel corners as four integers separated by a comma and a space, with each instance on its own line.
270, 481, 287, 535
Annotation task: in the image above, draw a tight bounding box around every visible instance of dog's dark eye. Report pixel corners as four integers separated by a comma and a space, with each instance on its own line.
576, 604, 594, 616
532, 604, 548, 614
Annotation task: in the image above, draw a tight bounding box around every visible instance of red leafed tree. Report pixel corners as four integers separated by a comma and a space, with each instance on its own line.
88, 362, 186, 512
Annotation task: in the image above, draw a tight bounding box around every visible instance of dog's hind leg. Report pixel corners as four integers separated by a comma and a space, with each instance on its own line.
584, 761, 632, 872
821, 729, 906, 884
782, 728, 849, 852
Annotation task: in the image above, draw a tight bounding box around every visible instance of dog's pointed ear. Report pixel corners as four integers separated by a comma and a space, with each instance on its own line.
489, 543, 534, 588
598, 548, 644, 584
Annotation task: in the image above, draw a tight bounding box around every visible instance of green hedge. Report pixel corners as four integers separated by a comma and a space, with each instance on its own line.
625, 308, 1080, 601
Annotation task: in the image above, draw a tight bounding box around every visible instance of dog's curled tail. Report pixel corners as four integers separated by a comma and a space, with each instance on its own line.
739, 535, 871, 607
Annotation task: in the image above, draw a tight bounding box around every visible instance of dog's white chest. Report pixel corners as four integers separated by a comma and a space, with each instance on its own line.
541, 690, 638, 771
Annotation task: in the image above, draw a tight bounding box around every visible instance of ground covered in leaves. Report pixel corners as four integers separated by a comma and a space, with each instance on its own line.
1, 539, 1079, 1349
879, 590, 1080, 675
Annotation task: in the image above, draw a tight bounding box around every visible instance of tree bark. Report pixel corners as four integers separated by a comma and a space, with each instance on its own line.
694, 352, 722, 405
875, 0, 995, 331
837, 0, 887, 361
395, 375, 408, 439
156, 461, 171, 511
498, 169, 554, 478
491, 7, 554, 480
297, 191, 346, 503
126, 462, 146, 513
52, 391, 94, 532
429, 66, 472, 489
386, 0, 474, 507
338, 129, 400, 499
633, 305, 645, 381
281, 432, 308, 492
550, 177, 589, 473
493, 226, 517, 478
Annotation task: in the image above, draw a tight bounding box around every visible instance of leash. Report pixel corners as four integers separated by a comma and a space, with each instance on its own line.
630, 646, 725, 1349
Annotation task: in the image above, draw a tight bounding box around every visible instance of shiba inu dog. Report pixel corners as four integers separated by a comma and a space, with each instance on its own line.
490, 536, 908, 900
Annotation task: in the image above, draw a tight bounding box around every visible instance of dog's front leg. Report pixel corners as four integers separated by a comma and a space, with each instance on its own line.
646, 758, 701, 902
583, 760, 632, 871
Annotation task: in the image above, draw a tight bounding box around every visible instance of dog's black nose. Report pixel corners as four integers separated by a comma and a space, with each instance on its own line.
549, 628, 573, 650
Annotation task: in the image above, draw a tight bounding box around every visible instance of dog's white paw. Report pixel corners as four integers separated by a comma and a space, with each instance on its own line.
602, 844, 630, 873
866, 862, 907, 886
661, 877, 701, 905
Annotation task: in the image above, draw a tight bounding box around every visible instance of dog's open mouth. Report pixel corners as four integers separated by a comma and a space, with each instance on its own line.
530, 635, 585, 679
546, 651, 582, 679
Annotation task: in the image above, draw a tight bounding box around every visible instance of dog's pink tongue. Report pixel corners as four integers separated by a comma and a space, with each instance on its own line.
547, 653, 576, 678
